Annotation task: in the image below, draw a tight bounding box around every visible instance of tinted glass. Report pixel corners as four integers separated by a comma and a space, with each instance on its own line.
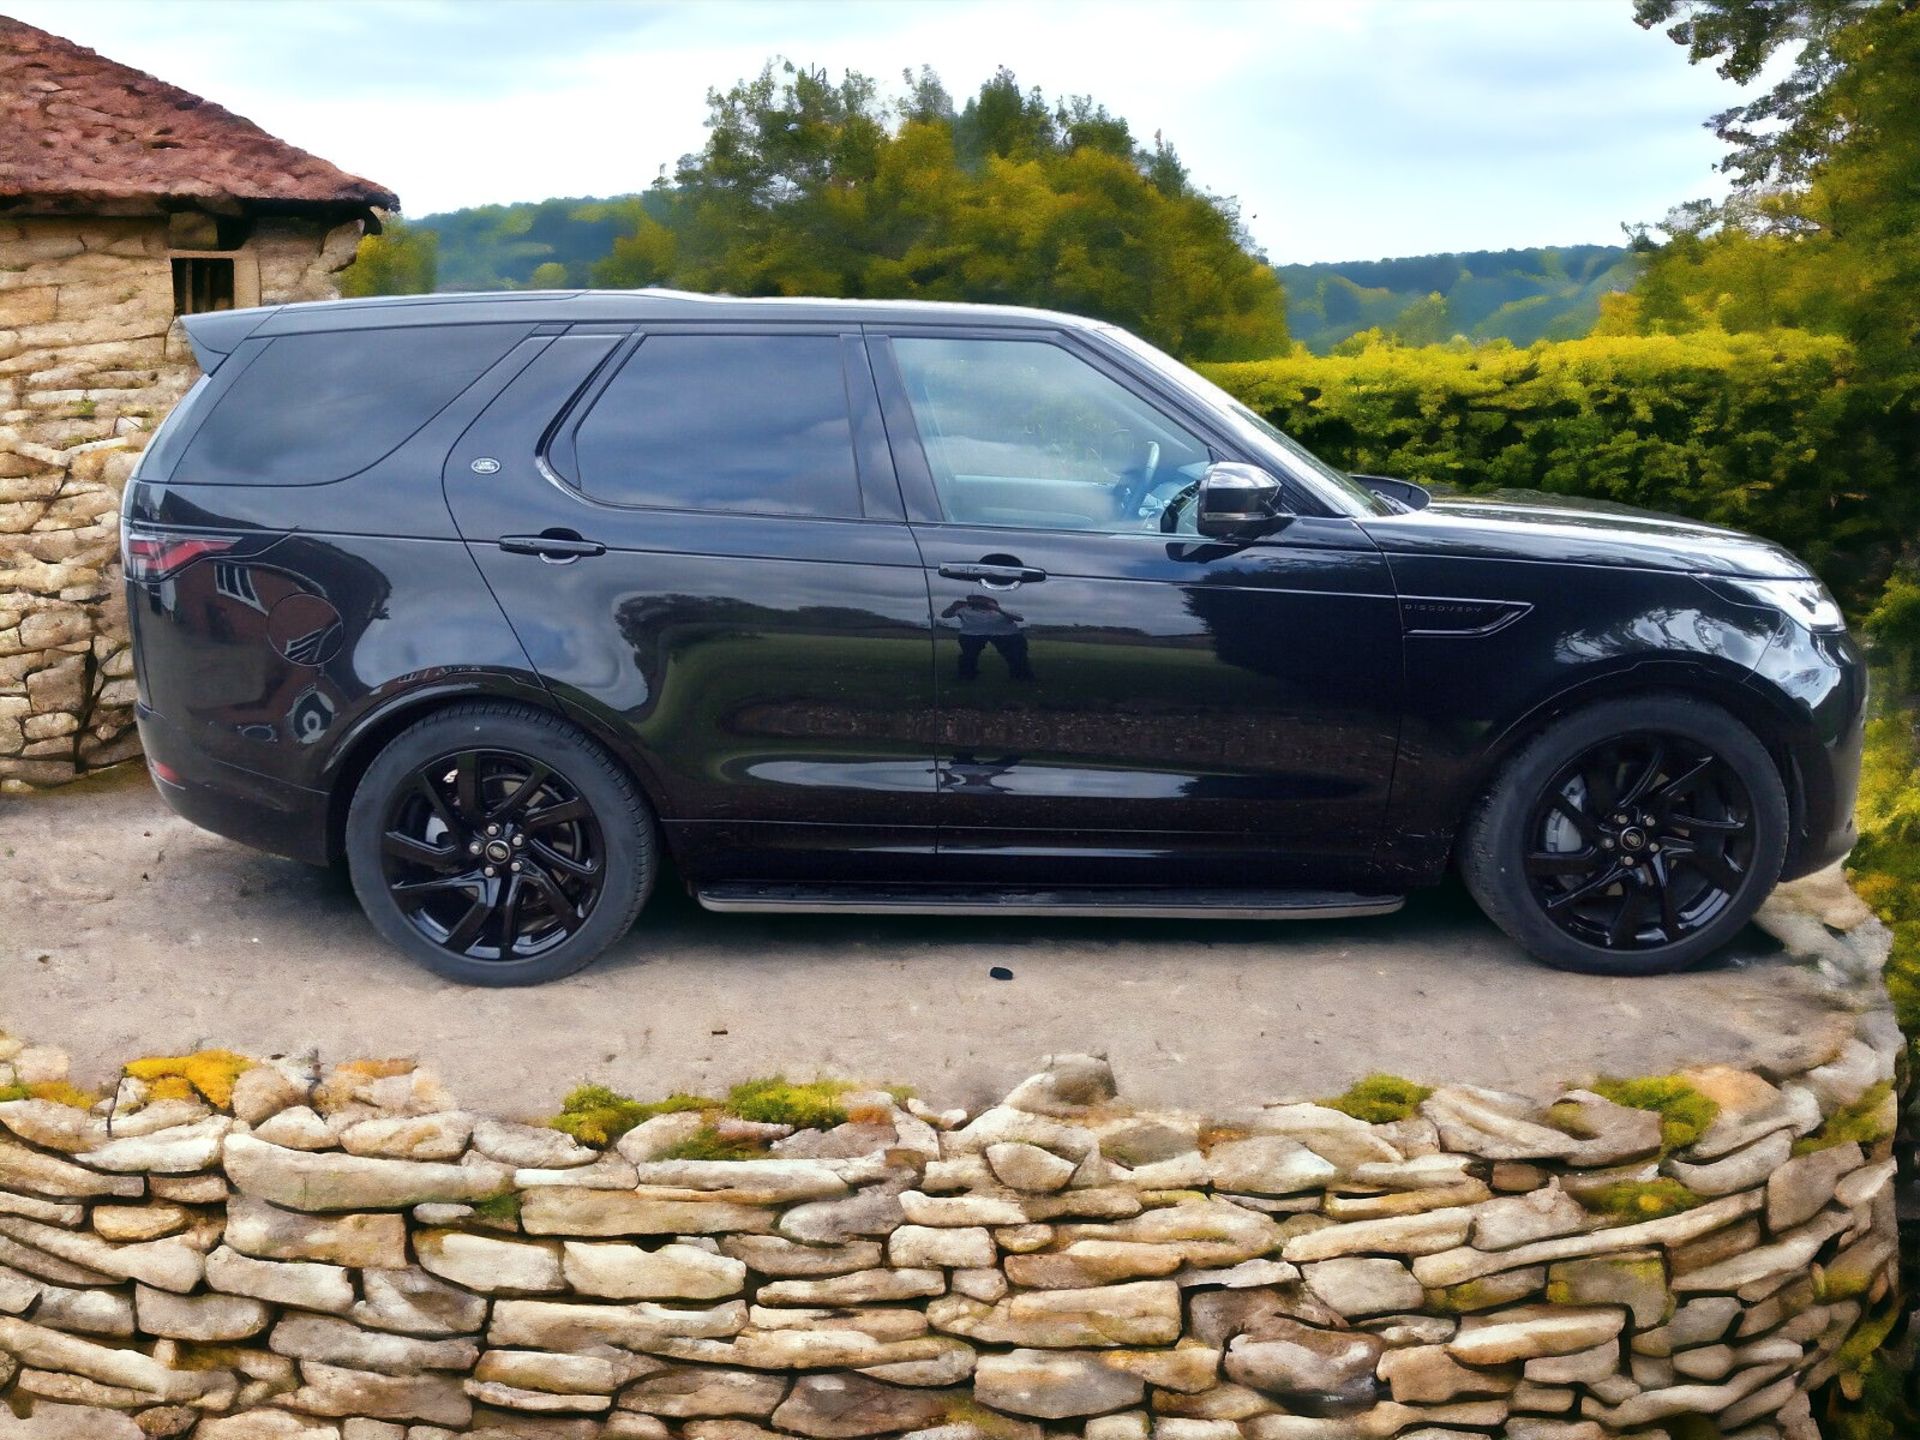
573, 335, 860, 518
175, 324, 523, 486
891, 337, 1211, 533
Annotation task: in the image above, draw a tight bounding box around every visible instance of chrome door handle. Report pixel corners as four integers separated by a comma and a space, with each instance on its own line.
939, 562, 1046, 587
499, 532, 606, 562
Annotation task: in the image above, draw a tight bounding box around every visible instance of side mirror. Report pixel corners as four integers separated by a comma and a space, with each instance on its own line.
1196, 462, 1287, 538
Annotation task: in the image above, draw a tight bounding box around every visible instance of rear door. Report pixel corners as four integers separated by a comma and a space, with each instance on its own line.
444, 325, 939, 883
867, 327, 1404, 886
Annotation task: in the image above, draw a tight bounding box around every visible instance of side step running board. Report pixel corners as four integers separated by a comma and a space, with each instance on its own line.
694, 885, 1405, 921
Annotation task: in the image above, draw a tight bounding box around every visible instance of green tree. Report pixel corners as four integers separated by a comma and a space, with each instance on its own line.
337, 219, 437, 297
527, 261, 569, 288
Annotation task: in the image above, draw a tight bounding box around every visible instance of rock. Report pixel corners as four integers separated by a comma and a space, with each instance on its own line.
1412, 1191, 1761, 1287
1223, 1318, 1384, 1408
1446, 1306, 1627, 1365
1174, 1258, 1301, 1290
1207, 1136, 1339, 1196
950, 1268, 1006, 1302
780, 1183, 913, 1245
231, 1063, 312, 1125
1055, 1199, 1283, 1267
464, 1378, 613, 1413
1672, 1209, 1851, 1295
0, 1215, 201, 1292
133, 1405, 199, 1438
135, 1283, 271, 1341
1522, 1341, 1623, 1385
0, 1136, 143, 1197
0, 1315, 231, 1402
771, 1373, 959, 1437
1302, 1258, 1424, 1318
282, 1359, 471, 1427
338, 1112, 473, 1161
974, 1349, 1145, 1418
927, 1280, 1181, 1348
616, 1113, 714, 1163
79, 1116, 231, 1173
1376, 1345, 1517, 1404
271, 1314, 479, 1376
1681, 1066, 1820, 1160
224, 1135, 508, 1211
254, 1107, 336, 1151
1548, 1091, 1663, 1166
1250, 1104, 1404, 1169
350, 1265, 489, 1337
1544, 1254, 1671, 1329
1470, 1186, 1592, 1251
773, 1123, 892, 1160
471, 1117, 598, 1168
487, 1298, 747, 1353
897, 1192, 1028, 1226
984, 1143, 1077, 1193
1421, 1088, 1581, 1161
517, 1153, 642, 1189
92, 1203, 189, 1242
196, 1413, 341, 1439
1282, 1208, 1474, 1262
224, 1197, 408, 1268
563, 1240, 748, 1299
1766, 1142, 1864, 1232
622, 1367, 791, 1417
719, 1236, 884, 1278
1003, 1055, 1117, 1116
887, 1226, 996, 1269
1801, 1040, 1892, 1112
856, 1343, 978, 1388
0, 1099, 110, 1152
475, 1348, 652, 1394
204, 1245, 356, 1314
1004, 1240, 1185, 1289
947, 1107, 1095, 1162
628, 1159, 848, 1204
18, 1274, 136, 1336
523, 1187, 778, 1237
759, 1269, 946, 1306
1665, 1132, 1794, 1198
149, 1173, 229, 1205
415, 1230, 565, 1294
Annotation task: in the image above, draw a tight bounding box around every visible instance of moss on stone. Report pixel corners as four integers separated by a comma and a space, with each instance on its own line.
27, 1080, 98, 1109
942, 1400, 1041, 1440
0, 1082, 27, 1103
657, 1125, 769, 1162
1320, 1073, 1433, 1124
1587, 1074, 1719, 1155
725, 1076, 850, 1130
1576, 1178, 1705, 1221
123, 1050, 253, 1110
1794, 1080, 1896, 1155
546, 1084, 718, 1148
471, 1191, 522, 1224
1428, 1277, 1532, 1313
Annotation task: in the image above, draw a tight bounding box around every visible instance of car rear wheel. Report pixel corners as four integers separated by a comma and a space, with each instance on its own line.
1460, 695, 1788, 976
345, 702, 655, 986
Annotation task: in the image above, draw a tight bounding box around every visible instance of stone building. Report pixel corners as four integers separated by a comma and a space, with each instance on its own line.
0, 18, 397, 789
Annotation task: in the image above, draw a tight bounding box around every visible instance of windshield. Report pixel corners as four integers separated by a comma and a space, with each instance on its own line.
1095, 326, 1393, 518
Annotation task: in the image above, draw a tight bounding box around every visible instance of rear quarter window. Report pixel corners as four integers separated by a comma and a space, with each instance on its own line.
172, 324, 525, 486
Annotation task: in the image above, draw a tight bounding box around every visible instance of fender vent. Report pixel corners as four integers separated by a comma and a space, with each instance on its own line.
1401, 596, 1533, 637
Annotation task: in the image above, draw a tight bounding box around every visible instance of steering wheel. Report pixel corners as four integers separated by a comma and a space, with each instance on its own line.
1157, 479, 1201, 534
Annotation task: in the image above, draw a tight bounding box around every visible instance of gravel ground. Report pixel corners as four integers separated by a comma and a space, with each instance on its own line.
1, 766, 1851, 1119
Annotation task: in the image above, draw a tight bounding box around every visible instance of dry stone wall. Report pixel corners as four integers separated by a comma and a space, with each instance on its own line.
0, 971, 1899, 1440
0, 213, 362, 790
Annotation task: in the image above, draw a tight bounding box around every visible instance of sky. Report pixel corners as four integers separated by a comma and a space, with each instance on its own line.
6, 0, 1767, 265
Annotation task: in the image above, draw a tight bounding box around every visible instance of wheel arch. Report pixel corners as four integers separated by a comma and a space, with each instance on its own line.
320, 682, 675, 865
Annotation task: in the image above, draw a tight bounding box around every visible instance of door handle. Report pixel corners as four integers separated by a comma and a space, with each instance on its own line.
939, 562, 1046, 588
499, 531, 606, 562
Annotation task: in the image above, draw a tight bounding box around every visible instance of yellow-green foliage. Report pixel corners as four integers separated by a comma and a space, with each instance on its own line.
1849, 684, 1920, 1041
1204, 329, 1917, 608
1794, 1081, 1897, 1156
471, 1191, 522, 1224
1429, 1278, 1529, 1314
1321, 1073, 1433, 1124
0, 1082, 27, 1102
547, 1085, 716, 1147
658, 1125, 768, 1162
1587, 1075, 1719, 1156
1576, 1178, 1705, 1221
123, 1050, 253, 1110
725, 1076, 850, 1130
25, 1081, 99, 1110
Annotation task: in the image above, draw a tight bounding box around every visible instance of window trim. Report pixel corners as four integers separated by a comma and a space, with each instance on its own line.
865, 325, 1239, 536
542, 324, 895, 524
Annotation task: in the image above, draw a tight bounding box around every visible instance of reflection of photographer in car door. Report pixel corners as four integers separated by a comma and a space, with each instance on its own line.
940, 594, 1034, 681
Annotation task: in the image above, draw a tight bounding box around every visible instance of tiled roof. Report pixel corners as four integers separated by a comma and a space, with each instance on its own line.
0, 17, 398, 213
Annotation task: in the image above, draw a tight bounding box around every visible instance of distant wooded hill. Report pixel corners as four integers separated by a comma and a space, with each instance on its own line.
1278, 245, 1641, 352
413, 201, 1638, 353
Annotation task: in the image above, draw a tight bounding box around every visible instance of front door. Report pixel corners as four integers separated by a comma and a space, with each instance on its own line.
445, 327, 939, 883
867, 329, 1403, 886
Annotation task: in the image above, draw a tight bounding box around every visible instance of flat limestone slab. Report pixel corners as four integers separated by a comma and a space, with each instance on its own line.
0, 771, 1883, 1116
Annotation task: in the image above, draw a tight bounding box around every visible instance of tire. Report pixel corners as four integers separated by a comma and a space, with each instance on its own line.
345, 701, 655, 986
1460, 695, 1788, 977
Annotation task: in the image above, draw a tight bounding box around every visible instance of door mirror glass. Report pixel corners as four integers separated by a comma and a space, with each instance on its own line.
1196, 462, 1287, 537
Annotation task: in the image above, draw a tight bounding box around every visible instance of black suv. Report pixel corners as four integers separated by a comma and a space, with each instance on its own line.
123, 292, 1865, 985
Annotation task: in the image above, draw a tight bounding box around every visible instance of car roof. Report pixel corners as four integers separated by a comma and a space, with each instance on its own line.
186, 289, 1107, 355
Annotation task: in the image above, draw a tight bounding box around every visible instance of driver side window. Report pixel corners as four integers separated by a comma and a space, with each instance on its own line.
891, 336, 1212, 533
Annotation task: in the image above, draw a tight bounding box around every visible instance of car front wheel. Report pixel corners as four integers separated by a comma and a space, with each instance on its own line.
1460, 695, 1788, 976
345, 702, 656, 986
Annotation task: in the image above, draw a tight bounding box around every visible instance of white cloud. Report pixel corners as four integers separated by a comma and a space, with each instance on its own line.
6, 0, 1768, 262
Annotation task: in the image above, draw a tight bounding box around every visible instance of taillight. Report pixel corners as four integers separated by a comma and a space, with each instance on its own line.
122, 532, 235, 582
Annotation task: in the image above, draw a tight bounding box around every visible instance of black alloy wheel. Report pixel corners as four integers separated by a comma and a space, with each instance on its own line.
1461, 695, 1788, 976
381, 748, 604, 963
346, 702, 655, 985
1524, 734, 1758, 952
